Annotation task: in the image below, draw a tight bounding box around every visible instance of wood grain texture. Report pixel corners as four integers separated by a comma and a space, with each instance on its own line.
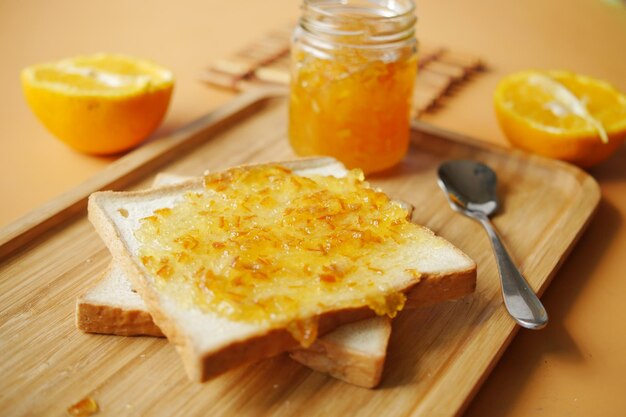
0, 93, 599, 417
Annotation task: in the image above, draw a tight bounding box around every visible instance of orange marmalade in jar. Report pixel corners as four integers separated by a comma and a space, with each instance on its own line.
289, 0, 417, 173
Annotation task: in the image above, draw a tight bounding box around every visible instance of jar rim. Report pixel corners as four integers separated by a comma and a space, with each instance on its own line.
299, 0, 417, 48
303, 0, 416, 20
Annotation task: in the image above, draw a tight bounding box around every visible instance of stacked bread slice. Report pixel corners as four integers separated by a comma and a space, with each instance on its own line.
81, 158, 476, 387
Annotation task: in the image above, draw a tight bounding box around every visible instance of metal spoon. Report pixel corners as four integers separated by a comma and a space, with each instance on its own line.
437, 160, 548, 330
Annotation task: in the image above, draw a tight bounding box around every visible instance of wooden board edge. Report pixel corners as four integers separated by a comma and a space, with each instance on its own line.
0, 88, 285, 260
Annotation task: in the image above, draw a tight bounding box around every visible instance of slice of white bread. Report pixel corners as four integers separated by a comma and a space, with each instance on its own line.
87, 158, 476, 382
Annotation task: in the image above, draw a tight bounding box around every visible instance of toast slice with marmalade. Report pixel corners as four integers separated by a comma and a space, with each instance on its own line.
87, 158, 476, 382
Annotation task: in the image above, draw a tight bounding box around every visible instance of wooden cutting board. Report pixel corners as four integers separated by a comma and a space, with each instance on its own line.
0, 90, 599, 417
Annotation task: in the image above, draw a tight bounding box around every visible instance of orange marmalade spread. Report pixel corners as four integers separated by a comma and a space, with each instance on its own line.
135, 165, 420, 345
289, 51, 417, 173
67, 397, 99, 417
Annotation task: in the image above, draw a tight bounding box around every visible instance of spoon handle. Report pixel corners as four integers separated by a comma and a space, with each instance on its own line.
473, 211, 548, 329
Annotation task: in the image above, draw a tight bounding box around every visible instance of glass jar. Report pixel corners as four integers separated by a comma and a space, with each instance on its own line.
289, 0, 417, 173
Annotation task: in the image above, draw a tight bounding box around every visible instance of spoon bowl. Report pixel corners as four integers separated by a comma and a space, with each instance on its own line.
438, 160, 498, 216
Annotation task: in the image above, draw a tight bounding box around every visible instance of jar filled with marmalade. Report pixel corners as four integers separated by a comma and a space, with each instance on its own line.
289, 0, 417, 173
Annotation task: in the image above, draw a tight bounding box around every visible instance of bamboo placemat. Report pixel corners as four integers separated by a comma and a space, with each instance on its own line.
200, 26, 485, 118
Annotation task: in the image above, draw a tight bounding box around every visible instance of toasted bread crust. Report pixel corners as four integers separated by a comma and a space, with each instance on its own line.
405, 268, 476, 308
76, 299, 164, 337
289, 345, 385, 388
289, 319, 391, 388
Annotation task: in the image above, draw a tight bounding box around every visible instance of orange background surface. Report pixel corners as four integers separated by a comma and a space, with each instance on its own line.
1, 0, 626, 415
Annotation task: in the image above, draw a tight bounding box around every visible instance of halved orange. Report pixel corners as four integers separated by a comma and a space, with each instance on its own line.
494, 70, 626, 167
21, 53, 174, 155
